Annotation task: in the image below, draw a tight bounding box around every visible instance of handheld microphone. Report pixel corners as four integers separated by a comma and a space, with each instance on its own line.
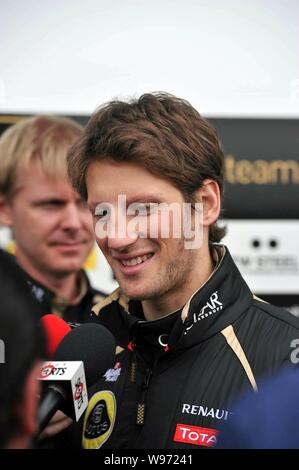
41, 314, 71, 359
37, 323, 116, 434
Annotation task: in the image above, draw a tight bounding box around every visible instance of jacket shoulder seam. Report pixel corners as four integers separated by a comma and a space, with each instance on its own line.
252, 299, 299, 330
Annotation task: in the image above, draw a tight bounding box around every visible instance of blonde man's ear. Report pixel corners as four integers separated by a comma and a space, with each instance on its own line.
0, 194, 13, 227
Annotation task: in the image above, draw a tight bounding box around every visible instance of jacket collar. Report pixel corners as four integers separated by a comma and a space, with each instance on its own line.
25, 269, 91, 317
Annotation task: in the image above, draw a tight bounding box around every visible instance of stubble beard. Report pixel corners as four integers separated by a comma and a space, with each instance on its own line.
118, 239, 197, 302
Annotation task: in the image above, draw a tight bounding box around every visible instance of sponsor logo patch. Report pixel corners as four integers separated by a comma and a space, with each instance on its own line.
29, 282, 45, 302
174, 423, 219, 447
74, 378, 84, 409
185, 291, 223, 334
103, 362, 122, 382
182, 403, 231, 421
39, 364, 66, 378
82, 391, 116, 449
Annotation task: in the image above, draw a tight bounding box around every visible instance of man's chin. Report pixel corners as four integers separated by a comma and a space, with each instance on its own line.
56, 251, 88, 265
50, 261, 83, 276
119, 284, 158, 302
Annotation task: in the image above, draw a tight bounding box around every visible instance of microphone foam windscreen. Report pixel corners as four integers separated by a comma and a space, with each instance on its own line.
54, 323, 116, 386
41, 314, 71, 359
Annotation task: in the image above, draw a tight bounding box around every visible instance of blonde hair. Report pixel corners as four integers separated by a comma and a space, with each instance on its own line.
0, 115, 82, 197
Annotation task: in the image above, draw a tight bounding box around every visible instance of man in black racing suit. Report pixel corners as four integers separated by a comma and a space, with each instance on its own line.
65, 92, 299, 449
67, 245, 299, 449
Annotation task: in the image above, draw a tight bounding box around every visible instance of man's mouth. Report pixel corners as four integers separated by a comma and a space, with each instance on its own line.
52, 240, 87, 246
120, 253, 154, 267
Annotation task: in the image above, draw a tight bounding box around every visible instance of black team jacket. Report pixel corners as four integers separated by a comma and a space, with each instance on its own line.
69, 245, 299, 449
25, 268, 105, 324
3, 251, 106, 324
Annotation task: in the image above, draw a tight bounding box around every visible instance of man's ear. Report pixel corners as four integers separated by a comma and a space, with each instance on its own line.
193, 179, 221, 228
0, 194, 13, 226
15, 361, 41, 438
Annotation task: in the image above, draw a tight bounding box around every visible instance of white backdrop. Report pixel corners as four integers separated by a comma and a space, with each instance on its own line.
0, 0, 298, 117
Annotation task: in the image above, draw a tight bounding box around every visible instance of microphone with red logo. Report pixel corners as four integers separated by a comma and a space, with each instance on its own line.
41, 314, 72, 359
37, 323, 116, 434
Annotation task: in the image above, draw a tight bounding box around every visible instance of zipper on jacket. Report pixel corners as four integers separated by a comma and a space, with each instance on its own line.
136, 367, 153, 426
130, 361, 137, 383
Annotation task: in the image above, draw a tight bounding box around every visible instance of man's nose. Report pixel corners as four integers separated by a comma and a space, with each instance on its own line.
106, 228, 138, 251
61, 204, 82, 231
105, 215, 139, 250
107, 234, 138, 251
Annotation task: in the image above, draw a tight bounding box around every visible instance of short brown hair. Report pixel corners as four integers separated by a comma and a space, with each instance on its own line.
0, 115, 82, 197
67, 92, 225, 242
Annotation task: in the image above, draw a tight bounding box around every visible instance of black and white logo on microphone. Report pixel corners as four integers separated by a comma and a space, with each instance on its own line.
74, 377, 84, 410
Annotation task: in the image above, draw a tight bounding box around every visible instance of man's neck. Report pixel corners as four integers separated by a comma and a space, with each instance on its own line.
142, 250, 215, 322
17, 257, 80, 302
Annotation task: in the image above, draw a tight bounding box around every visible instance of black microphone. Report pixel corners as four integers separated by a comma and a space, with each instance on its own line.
37, 323, 116, 434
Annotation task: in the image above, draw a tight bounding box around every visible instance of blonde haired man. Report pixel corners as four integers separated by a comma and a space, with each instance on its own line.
0, 115, 105, 323
0, 115, 107, 441
0, 115, 108, 442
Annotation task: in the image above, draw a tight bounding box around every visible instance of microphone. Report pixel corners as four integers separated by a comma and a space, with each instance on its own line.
37, 323, 116, 434
41, 314, 71, 359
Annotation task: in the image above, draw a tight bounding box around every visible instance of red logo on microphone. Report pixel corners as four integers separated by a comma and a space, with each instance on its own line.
39, 364, 55, 378
74, 381, 84, 401
74, 378, 84, 409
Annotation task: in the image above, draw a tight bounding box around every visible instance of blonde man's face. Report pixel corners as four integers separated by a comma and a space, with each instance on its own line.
2, 161, 94, 278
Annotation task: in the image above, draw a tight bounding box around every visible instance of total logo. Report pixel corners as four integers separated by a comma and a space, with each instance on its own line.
185, 291, 223, 334
103, 362, 122, 383
39, 364, 67, 378
174, 424, 219, 448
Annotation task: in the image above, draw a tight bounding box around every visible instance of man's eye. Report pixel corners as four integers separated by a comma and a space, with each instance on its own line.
94, 206, 110, 220
129, 203, 158, 216
42, 200, 64, 207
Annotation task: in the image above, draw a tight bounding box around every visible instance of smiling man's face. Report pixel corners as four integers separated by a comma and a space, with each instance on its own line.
87, 159, 204, 302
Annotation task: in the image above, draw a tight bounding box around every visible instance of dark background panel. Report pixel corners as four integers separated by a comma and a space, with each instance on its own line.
210, 118, 299, 219
1, 115, 298, 220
